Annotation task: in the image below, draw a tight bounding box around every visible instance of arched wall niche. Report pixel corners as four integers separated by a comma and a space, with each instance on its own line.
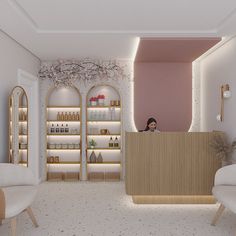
9, 86, 29, 166
46, 85, 82, 180
86, 84, 122, 180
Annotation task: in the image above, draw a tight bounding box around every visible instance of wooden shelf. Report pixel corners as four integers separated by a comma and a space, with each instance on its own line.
87, 106, 121, 108
87, 148, 120, 150
47, 120, 80, 122
87, 162, 120, 164
47, 162, 80, 165
87, 120, 121, 122
47, 106, 80, 108
47, 134, 80, 136
47, 149, 80, 150
87, 134, 121, 136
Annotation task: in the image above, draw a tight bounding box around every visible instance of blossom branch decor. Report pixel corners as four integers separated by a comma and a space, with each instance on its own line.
39, 59, 129, 87
210, 134, 236, 162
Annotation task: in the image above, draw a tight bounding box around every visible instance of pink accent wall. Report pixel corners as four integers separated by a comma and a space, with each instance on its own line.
134, 62, 192, 131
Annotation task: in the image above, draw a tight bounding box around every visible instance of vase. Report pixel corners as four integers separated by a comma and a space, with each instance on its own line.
89, 151, 97, 163
97, 152, 103, 163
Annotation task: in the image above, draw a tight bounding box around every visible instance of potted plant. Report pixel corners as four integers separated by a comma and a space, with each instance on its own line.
210, 134, 236, 166
97, 94, 105, 106
90, 97, 98, 106
89, 139, 97, 149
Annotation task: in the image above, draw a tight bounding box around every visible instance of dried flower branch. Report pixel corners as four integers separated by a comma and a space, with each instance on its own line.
210, 134, 236, 161
38, 59, 129, 87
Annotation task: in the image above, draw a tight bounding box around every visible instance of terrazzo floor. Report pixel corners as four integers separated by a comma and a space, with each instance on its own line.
0, 182, 235, 236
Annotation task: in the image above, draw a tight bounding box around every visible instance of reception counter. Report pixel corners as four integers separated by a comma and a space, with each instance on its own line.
125, 132, 221, 204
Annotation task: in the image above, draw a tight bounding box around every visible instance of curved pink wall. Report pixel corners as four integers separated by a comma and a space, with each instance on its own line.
134, 62, 192, 131
134, 38, 221, 131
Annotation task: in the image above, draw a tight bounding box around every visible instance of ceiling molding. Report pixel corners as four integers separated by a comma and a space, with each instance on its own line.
7, 0, 226, 37
8, 0, 38, 30
215, 7, 236, 33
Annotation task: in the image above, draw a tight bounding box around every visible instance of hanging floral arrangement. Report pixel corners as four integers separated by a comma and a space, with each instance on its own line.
38, 59, 129, 87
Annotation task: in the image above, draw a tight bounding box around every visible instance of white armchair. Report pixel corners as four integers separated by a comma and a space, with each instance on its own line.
0, 163, 38, 236
211, 164, 236, 226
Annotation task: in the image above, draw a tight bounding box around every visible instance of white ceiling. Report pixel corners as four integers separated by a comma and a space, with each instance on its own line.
1, 0, 236, 60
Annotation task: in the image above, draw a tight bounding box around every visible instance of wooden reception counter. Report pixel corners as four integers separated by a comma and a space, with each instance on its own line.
125, 132, 221, 204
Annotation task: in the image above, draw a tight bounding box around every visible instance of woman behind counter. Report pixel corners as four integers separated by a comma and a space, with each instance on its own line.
144, 117, 160, 132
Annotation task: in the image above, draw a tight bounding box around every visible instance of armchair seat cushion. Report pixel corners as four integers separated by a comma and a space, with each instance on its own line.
3, 186, 37, 218
212, 185, 236, 214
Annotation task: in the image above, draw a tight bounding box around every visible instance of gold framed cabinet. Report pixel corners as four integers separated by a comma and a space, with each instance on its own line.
46, 86, 82, 181
9, 86, 28, 166
86, 85, 122, 181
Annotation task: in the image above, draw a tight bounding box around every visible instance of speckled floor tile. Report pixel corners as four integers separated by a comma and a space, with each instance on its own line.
0, 182, 235, 236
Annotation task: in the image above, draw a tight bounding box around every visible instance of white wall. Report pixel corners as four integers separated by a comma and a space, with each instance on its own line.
200, 37, 236, 141
0, 30, 40, 162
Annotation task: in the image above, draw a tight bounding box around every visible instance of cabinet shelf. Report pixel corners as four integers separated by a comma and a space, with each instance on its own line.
87, 106, 121, 108
47, 162, 80, 165
47, 120, 80, 122
47, 149, 80, 151
87, 120, 121, 122
87, 134, 121, 136
87, 162, 120, 164
47, 106, 80, 108
87, 148, 120, 150
47, 134, 80, 136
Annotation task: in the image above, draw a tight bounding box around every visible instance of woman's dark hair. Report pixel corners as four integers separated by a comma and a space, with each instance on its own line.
144, 117, 157, 131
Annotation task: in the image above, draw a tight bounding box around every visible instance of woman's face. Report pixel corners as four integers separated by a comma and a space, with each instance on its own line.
148, 121, 157, 131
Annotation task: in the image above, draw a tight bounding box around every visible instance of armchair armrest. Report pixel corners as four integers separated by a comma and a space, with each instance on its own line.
214, 164, 236, 186
0, 164, 37, 187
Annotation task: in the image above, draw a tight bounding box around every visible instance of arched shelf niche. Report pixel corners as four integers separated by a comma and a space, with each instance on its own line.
86, 84, 122, 181
9, 86, 29, 166
46, 86, 82, 181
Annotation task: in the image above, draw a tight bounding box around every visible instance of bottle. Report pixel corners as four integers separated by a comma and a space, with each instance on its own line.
72, 112, 76, 121
64, 112, 68, 121
50, 124, 55, 133
76, 112, 80, 121
61, 112, 65, 121
60, 124, 65, 133
57, 112, 60, 121
114, 137, 119, 148
109, 137, 113, 148
56, 124, 60, 133
68, 112, 72, 120
65, 124, 69, 133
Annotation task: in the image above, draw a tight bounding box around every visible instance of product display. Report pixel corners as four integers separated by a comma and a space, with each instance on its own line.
48, 123, 79, 134
89, 94, 105, 106
97, 152, 103, 163
89, 151, 97, 163
47, 156, 60, 163
56, 111, 80, 121
114, 137, 119, 147
109, 137, 114, 147
47, 143, 80, 149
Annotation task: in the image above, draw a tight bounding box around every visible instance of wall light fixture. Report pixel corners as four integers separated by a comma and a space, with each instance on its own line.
217, 84, 231, 122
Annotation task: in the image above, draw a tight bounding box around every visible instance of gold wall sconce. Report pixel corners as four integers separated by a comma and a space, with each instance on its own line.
216, 84, 231, 122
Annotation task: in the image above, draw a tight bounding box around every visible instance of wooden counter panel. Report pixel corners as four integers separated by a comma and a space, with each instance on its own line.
125, 132, 221, 196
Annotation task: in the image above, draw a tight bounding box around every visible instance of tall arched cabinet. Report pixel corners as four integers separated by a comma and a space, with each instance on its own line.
86, 85, 121, 181
46, 86, 82, 181
9, 86, 28, 166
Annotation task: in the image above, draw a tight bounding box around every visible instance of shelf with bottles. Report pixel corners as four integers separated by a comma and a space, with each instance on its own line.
47, 122, 80, 135
87, 108, 120, 121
